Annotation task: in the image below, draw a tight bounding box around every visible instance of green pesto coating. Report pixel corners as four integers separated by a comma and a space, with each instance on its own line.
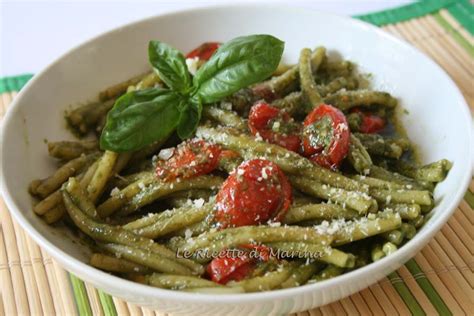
347, 134, 373, 174
369, 188, 432, 206
323, 90, 397, 112
309, 265, 344, 282
178, 225, 334, 255
227, 265, 293, 292
87, 151, 118, 203
144, 273, 221, 290
100, 243, 194, 276
299, 48, 323, 108
196, 126, 366, 192
290, 177, 376, 214
89, 253, 149, 274
47, 139, 99, 161
331, 210, 402, 246
125, 202, 214, 238
280, 262, 321, 288
203, 106, 247, 131
30, 153, 99, 198
283, 203, 359, 224
268, 242, 355, 268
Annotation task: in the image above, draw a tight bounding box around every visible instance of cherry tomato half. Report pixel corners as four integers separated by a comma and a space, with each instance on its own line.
302, 104, 350, 170
186, 42, 221, 61
248, 102, 301, 152
155, 140, 221, 181
206, 245, 271, 284
214, 159, 292, 228
351, 109, 386, 134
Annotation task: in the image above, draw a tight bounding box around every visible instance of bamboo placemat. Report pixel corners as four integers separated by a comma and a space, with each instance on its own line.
1, 1, 473, 315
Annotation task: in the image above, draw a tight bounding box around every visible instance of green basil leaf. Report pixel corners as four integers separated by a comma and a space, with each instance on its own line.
149, 41, 191, 93
176, 97, 202, 139
193, 34, 284, 103
100, 88, 181, 152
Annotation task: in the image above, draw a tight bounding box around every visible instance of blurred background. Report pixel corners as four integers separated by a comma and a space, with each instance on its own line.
0, 0, 412, 76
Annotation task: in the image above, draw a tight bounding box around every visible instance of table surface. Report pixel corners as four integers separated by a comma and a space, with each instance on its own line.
0, 0, 411, 76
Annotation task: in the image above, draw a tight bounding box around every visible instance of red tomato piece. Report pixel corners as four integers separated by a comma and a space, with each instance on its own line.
206, 253, 254, 284
206, 244, 271, 284
186, 42, 221, 61
302, 104, 350, 170
352, 109, 386, 134
214, 159, 292, 228
155, 140, 221, 181
248, 102, 301, 152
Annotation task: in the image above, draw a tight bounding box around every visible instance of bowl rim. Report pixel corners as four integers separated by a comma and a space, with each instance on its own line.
1, 2, 473, 305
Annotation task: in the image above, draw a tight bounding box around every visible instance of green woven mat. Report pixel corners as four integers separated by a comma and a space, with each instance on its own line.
1, 1, 473, 315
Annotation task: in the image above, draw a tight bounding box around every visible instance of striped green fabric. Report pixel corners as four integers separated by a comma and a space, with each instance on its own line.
0, 74, 33, 94
1, 2, 472, 314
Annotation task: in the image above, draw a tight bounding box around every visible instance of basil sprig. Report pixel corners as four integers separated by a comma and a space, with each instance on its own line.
100, 34, 284, 152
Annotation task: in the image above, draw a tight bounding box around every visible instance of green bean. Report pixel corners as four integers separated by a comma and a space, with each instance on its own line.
369, 188, 432, 206
203, 106, 247, 131
128, 134, 173, 166
391, 159, 452, 183
90, 253, 149, 273
143, 273, 221, 290
47, 140, 98, 161
331, 210, 402, 246
290, 177, 376, 214
61, 184, 203, 274
36, 160, 99, 222
255, 47, 326, 98
271, 77, 358, 115
100, 243, 194, 276
184, 287, 245, 294
64, 177, 98, 218
410, 215, 425, 228
125, 202, 214, 238
178, 226, 334, 255
127, 72, 161, 92
347, 112, 363, 132
33, 190, 63, 215
355, 133, 408, 159
87, 151, 118, 203
227, 265, 292, 292
196, 126, 366, 192
384, 203, 420, 220
42, 204, 66, 224
317, 77, 358, 97
97, 171, 156, 217
120, 175, 224, 215
400, 223, 417, 239
99, 72, 149, 101
381, 229, 405, 245
267, 242, 355, 268
382, 242, 397, 256
299, 48, 323, 107
283, 203, 359, 224
166, 190, 213, 208
309, 265, 344, 282
65, 99, 115, 135
371, 244, 385, 261
369, 165, 432, 191
350, 175, 405, 190
347, 134, 372, 174
170, 220, 211, 238
323, 90, 397, 112
280, 262, 321, 288
30, 153, 99, 198
319, 60, 354, 78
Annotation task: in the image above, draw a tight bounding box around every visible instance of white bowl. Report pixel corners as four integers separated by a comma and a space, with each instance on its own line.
1, 4, 472, 315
